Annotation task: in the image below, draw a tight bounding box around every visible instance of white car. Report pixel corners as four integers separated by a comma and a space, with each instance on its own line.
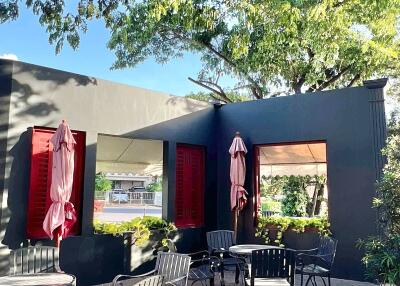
111, 190, 128, 203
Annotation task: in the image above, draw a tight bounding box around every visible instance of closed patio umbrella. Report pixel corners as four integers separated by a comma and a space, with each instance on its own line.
229, 132, 248, 236
43, 120, 77, 246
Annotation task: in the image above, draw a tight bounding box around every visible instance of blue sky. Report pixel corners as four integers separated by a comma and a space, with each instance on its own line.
0, 5, 206, 96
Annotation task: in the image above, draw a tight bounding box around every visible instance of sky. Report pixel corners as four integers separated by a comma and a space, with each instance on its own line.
0, 5, 206, 96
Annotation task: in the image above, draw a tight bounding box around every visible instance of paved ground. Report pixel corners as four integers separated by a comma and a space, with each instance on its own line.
94, 206, 162, 222
97, 269, 376, 286
214, 272, 375, 286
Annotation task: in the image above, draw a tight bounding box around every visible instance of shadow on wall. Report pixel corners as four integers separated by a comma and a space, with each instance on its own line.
0, 61, 99, 276
165, 96, 210, 114
2, 129, 31, 250
11, 62, 98, 118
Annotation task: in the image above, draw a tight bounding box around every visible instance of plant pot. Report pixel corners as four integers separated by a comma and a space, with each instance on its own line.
258, 224, 321, 247
283, 230, 319, 250
94, 200, 105, 212
60, 234, 124, 285
122, 230, 178, 274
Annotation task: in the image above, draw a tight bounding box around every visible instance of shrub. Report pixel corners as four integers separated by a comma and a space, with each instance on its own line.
256, 216, 330, 246
281, 176, 309, 217
93, 216, 177, 247
359, 135, 400, 285
146, 181, 162, 192
95, 172, 112, 193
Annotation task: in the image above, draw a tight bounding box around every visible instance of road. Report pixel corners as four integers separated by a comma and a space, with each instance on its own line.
94, 206, 162, 222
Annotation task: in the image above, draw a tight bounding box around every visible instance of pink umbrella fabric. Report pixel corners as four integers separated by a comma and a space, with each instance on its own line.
43, 120, 77, 242
229, 132, 248, 212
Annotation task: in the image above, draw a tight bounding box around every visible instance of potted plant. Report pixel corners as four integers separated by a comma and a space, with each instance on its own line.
94, 217, 178, 273
256, 216, 331, 246
94, 172, 111, 212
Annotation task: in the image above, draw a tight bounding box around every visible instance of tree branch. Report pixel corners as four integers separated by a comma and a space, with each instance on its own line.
316, 66, 351, 91
188, 77, 232, 103
293, 76, 306, 93
347, 74, 361, 87
333, 0, 349, 8
196, 40, 264, 99
167, 28, 264, 99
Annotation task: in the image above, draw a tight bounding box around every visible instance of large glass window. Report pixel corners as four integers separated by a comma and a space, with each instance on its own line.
256, 141, 328, 218
94, 135, 163, 223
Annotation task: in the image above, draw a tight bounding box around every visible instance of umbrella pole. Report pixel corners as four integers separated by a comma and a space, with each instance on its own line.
54, 227, 61, 248
233, 208, 238, 239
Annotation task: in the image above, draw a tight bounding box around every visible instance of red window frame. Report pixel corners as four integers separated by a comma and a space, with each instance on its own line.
26, 126, 86, 239
175, 144, 205, 228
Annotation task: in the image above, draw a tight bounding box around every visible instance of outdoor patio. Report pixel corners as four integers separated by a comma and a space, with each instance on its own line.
0, 59, 391, 285
96, 271, 376, 286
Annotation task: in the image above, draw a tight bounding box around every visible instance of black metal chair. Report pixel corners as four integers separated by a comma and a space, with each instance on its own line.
113, 275, 164, 286
166, 239, 220, 286
295, 236, 338, 286
246, 248, 295, 286
112, 252, 191, 286
10, 246, 62, 275
206, 230, 240, 285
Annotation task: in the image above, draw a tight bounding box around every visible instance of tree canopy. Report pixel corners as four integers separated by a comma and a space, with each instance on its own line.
2, 0, 400, 102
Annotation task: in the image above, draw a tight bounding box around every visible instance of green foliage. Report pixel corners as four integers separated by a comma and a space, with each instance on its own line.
256, 216, 331, 246
261, 175, 327, 217
146, 181, 162, 192
95, 172, 112, 193
376, 136, 400, 236
3, 1, 400, 102
260, 175, 285, 198
261, 200, 281, 213
186, 91, 250, 104
281, 176, 310, 217
93, 216, 177, 247
357, 236, 400, 285
358, 134, 400, 285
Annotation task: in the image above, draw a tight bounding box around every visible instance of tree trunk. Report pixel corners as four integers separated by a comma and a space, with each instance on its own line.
314, 185, 325, 215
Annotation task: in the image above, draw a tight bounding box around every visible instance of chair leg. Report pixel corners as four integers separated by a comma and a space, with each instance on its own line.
304, 275, 312, 286
220, 267, 225, 286
312, 276, 317, 286
235, 265, 240, 284
300, 273, 304, 286
320, 276, 327, 286
328, 274, 331, 286
210, 277, 214, 286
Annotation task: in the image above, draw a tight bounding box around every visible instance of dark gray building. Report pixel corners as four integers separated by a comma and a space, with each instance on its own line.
0, 59, 387, 284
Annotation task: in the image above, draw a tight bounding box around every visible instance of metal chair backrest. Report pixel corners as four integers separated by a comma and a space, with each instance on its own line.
317, 236, 338, 268
10, 246, 61, 275
251, 248, 295, 286
155, 252, 191, 286
165, 239, 178, 253
134, 275, 164, 286
206, 230, 235, 252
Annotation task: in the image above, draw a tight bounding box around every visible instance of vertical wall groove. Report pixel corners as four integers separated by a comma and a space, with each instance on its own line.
368, 88, 387, 180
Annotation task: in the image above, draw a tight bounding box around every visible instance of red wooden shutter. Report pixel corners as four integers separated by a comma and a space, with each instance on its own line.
27, 127, 86, 239
175, 144, 205, 228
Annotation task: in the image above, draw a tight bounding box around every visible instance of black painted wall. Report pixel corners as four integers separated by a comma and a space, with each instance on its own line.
0, 61, 12, 234
215, 82, 387, 280
0, 59, 388, 284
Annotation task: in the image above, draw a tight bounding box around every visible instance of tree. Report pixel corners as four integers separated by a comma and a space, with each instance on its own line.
2, 1, 400, 102
95, 172, 112, 193
358, 135, 400, 285
145, 180, 162, 192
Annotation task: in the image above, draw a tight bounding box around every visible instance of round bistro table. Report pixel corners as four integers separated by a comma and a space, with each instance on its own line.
229, 244, 276, 279
229, 244, 274, 256
0, 273, 76, 286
